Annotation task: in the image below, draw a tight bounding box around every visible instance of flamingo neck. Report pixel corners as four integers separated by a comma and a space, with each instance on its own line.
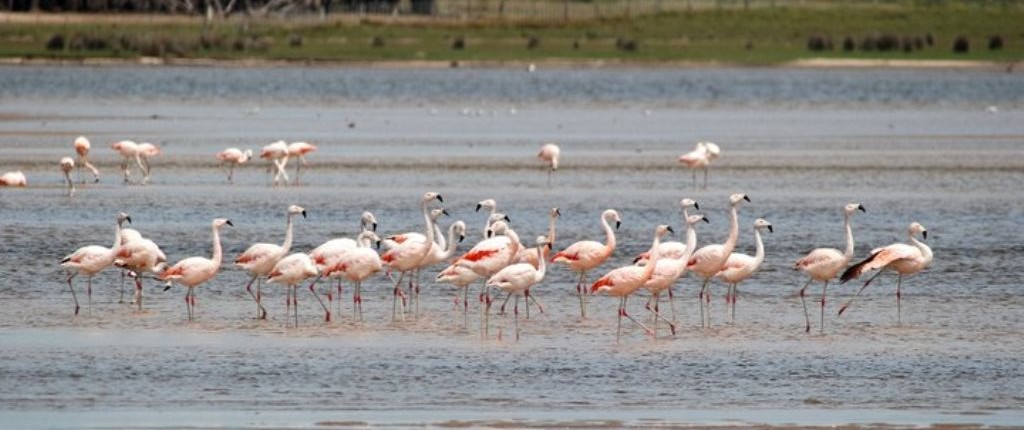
723, 204, 740, 256
111, 220, 124, 255
356, 233, 373, 248
547, 214, 558, 246
534, 246, 547, 282
672, 223, 699, 274
753, 227, 765, 267
505, 228, 521, 265
601, 214, 616, 256
281, 213, 295, 255
422, 201, 435, 246
842, 214, 855, 261
482, 207, 496, 238
641, 231, 663, 281
211, 224, 223, 268
441, 223, 459, 258
908, 233, 933, 264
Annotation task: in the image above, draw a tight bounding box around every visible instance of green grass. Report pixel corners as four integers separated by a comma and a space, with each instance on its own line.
2, 5, 1023, 65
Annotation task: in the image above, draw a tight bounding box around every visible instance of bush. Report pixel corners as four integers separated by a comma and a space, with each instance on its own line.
526, 36, 540, 50
615, 37, 638, 52
45, 34, 65, 51
451, 36, 465, 50
988, 35, 1003, 50
842, 36, 855, 52
289, 33, 303, 47
876, 34, 900, 51
953, 36, 969, 54
806, 34, 831, 52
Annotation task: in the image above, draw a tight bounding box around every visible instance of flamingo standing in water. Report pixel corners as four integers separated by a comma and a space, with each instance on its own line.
60, 157, 75, 196
160, 218, 232, 321
73, 136, 100, 183
287, 141, 317, 185
114, 229, 167, 311
307, 211, 377, 317
0, 171, 27, 186
436, 263, 482, 326
267, 253, 319, 327
136, 142, 160, 185
551, 209, 621, 318
321, 231, 383, 322
537, 143, 560, 187
261, 140, 290, 186
451, 220, 521, 336
60, 212, 131, 315
678, 141, 721, 189
591, 224, 673, 342
641, 213, 708, 335
716, 218, 773, 324
379, 192, 444, 320
498, 207, 559, 317
794, 203, 866, 333
216, 147, 253, 183
235, 205, 307, 319
487, 236, 551, 340
839, 222, 932, 324
110, 140, 143, 184
687, 193, 749, 328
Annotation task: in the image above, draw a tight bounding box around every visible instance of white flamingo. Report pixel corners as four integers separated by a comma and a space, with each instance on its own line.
114, 229, 167, 311
321, 231, 383, 322
110, 140, 144, 184
551, 209, 621, 318
308, 211, 378, 316
486, 235, 551, 340
379, 192, 443, 320
634, 198, 699, 264
159, 218, 232, 321
267, 253, 319, 327
499, 207, 559, 317
136, 142, 160, 184
73, 136, 100, 183
537, 142, 560, 187
687, 193, 749, 328
839, 222, 933, 324
641, 213, 708, 335
216, 147, 254, 183
60, 157, 75, 196
451, 220, 521, 336
260, 140, 290, 186
591, 224, 672, 342
793, 203, 866, 333
0, 171, 27, 186
235, 205, 307, 319
716, 218, 773, 324
677, 141, 721, 189
60, 212, 131, 315
436, 263, 482, 326
287, 141, 317, 185
475, 199, 508, 239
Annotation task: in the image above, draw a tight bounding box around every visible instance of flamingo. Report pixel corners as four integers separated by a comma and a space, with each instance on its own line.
537, 143, 560, 187
498, 207, 559, 317
839, 222, 932, 324
436, 263, 482, 326
452, 220, 522, 336
136, 142, 160, 185
551, 209, 621, 318
486, 235, 551, 340
475, 199, 508, 239
159, 218, 232, 321
0, 171, 27, 187
793, 203, 866, 333
678, 141, 721, 189
110, 140, 143, 184
260, 140, 290, 186
114, 229, 167, 311
591, 224, 673, 342
60, 212, 131, 315
60, 157, 75, 196
379, 192, 443, 320
73, 136, 100, 183
235, 204, 307, 319
267, 253, 319, 327
716, 218, 773, 325
307, 211, 378, 316
383, 207, 448, 317
216, 147, 253, 183
634, 198, 699, 264
687, 193, 750, 328
321, 231, 383, 322
641, 213, 708, 335
287, 141, 317, 185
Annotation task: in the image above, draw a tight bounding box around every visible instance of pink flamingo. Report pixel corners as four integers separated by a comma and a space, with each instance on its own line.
159, 218, 232, 321
60, 157, 75, 196
551, 209, 621, 318
60, 212, 131, 315
793, 203, 866, 333
260, 140, 290, 186
267, 253, 319, 327
73, 136, 100, 183
390, 208, 453, 315
235, 205, 307, 319
216, 147, 253, 183
136, 142, 160, 184
678, 141, 721, 189
287, 141, 317, 185
452, 220, 522, 336
487, 236, 550, 340
0, 171, 27, 187
110, 140, 143, 184
308, 211, 377, 317
641, 213, 708, 335
382, 207, 447, 318
634, 198, 699, 264
687, 193, 749, 328
716, 218, 773, 325
379, 192, 443, 320
537, 142, 560, 187
498, 207, 559, 318
839, 222, 932, 324
114, 229, 167, 311
591, 224, 672, 342
321, 231, 383, 322
436, 263, 482, 326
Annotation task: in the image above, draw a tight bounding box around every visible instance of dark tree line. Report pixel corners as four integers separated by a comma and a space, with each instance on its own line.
2, 0, 435, 15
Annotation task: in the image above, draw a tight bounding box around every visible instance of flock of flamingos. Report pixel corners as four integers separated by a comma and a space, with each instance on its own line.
7, 137, 933, 341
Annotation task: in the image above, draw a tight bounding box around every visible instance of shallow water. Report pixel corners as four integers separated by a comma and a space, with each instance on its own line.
0, 65, 1023, 428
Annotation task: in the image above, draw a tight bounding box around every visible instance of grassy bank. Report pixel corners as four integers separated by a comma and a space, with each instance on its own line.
1, 6, 1022, 66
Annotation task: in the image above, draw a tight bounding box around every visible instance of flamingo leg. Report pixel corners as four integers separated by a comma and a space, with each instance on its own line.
355, 281, 364, 322
731, 283, 738, 324
185, 287, 193, 321
135, 276, 144, 312
86, 276, 93, 315
391, 272, 406, 322
838, 269, 886, 317
698, 278, 709, 328
462, 285, 469, 327
616, 297, 624, 342
820, 281, 829, 333
651, 295, 676, 335
337, 279, 344, 318
691, 169, 697, 189
668, 286, 677, 322
896, 274, 903, 325
799, 278, 812, 333
703, 166, 709, 189
513, 295, 521, 341
620, 296, 654, 339
119, 270, 126, 304
705, 280, 713, 328
526, 289, 545, 316
498, 291, 511, 315
228, 164, 235, 184
293, 158, 302, 186
66, 273, 80, 316
308, 281, 331, 322
574, 271, 587, 318
293, 285, 299, 328
546, 168, 552, 188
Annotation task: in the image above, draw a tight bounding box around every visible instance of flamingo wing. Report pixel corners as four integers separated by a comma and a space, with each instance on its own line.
841, 244, 919, 283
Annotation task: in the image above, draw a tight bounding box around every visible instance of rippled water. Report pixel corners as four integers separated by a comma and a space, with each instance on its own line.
0, 65, 1023, 428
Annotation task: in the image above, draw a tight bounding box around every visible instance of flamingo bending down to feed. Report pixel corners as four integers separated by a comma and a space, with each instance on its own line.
73, 136, 100, 183
687, 193, 750, 328
136, 142, 160, 184
716, 218, 773, 324
678, 141, 721, 189
110, 140, 144, 184
793, 203, 866, 333
321, 231, 383, 322
267, 253, 319, 327
537, 142, 560, 187
160, 218, 232, 321
591, 224, 673, 342
551, 209, 621, 319
115, 229, 167, 311
287, 141, 317, 185
487, 236, 551, 341
216, 147, 253, 183
839, 222, 932, 324
60, 157, 75, 196
60, 212, 131, 315
307, 211, 378, 317
451, 220, 521, 336
0, 171, 27, 187
641, 213, 708, 335
235, 205, 307, 319
379, 192, 443, 320
260, 140, 290, 186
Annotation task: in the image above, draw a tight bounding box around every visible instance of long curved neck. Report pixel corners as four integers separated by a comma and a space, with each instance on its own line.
423, 205, 435, 246
505, 228, 521, 264
671, 224, 699, 273
534, 246, 547, 282
842, 214, 854, 260
601, 214, 616, 255
111, 221, 124, 251
908, 233, 933, 262
722, 204, 740, 256
642, 232, 662, 280
281, 213, 294, 254
482, 207, 496, 237
211, 224, 223, 267
547, 214, 558, 245
753, 227, 765, 267
441, 223, 459, 258
434, 222, 447, 249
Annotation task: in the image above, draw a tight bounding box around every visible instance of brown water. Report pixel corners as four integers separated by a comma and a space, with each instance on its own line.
0, 65, 1023, 428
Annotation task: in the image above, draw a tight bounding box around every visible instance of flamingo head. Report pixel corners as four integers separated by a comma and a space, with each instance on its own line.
423, 192, 443, 205
603, 209, 622, 230
754, 218, 773, 234
909, 222, 927, 241
487, 213, 510, 229
429, 208, 450, 222
213, 218, 233, 228
287, 205, 307, 219
655, 224, 674, 239
357, 231, 382, 249
845, 203, 866, 216
361, 211, 378, 232
550, 207, 561, 218
452, 221, 467, 243
702, 142, 721, 159
680, 198, 699, 211
117, 212, 132, 226
730, 193, 751, 206
476, 198, 496, 213
687, 214, 709, 226
534, 235, 552, 250
488, 220, 510, 238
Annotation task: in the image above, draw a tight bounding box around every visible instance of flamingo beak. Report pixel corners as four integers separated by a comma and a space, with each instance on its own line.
555, 208, 561, 217
375, 240, 382, 250
922, 230, 927, 240
458, 234, 465, 243
436, 195, 444, 203
442, 209, 450, 217
702, 217, 710, 224
694, 202, 700, 210
767, 225, 774, 233
666, 226, 675, 234
504, 215, 511, 223
546, 242, 553, 250
301, 210, 308, 219
743, 195, 751, 202
125, 216, 132, 224
226, 220, 234, 227
475, 203, 482, 212
858, 205, 866, 213
615, 220, 621, 230
486, 230, 494, 239
372, 222, 378, 232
